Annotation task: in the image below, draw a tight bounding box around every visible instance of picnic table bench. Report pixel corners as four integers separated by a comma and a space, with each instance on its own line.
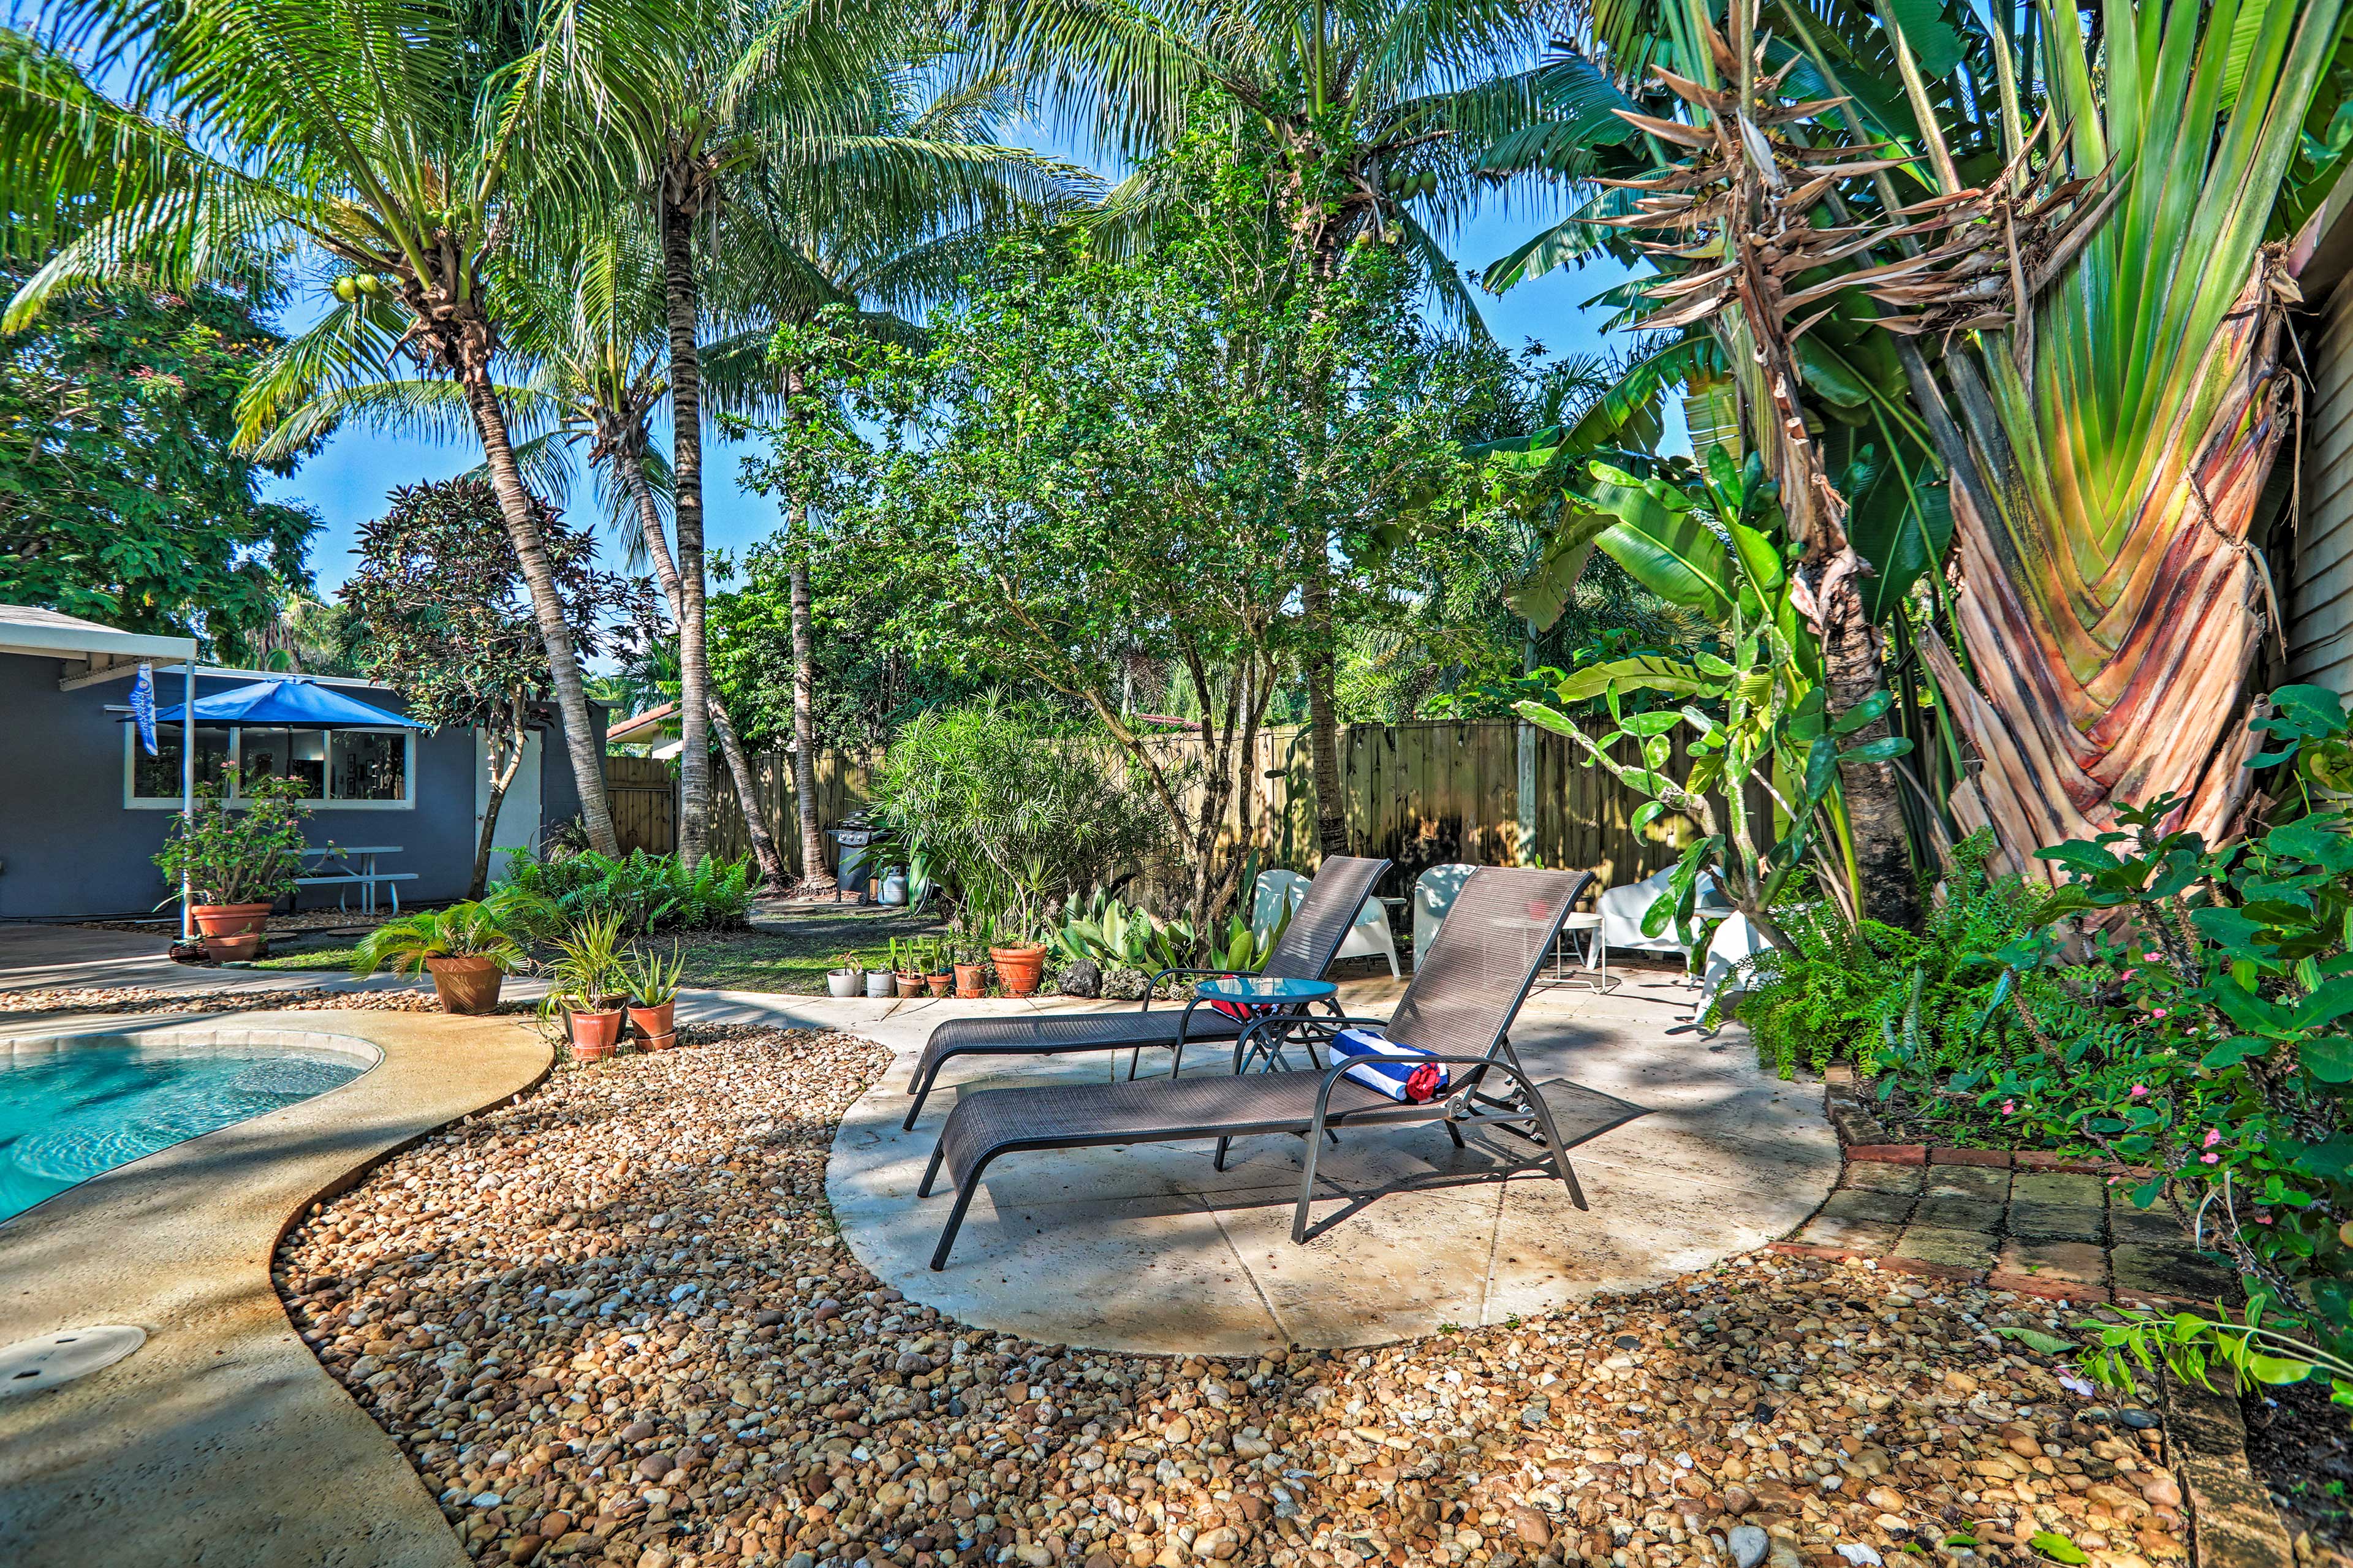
294, 845, 414, 915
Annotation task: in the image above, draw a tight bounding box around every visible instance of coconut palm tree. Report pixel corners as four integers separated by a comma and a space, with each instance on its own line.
1, 2, 625, 854
965, 0, 1559, 858
697, 63, 1096, 892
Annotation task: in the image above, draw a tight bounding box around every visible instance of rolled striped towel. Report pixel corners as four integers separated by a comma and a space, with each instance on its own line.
1330, 1028, 1447, 1104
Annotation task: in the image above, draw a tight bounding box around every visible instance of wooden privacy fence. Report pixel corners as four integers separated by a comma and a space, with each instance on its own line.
1140, 718, 1698, 899
604, 752, 877, 869
606, 718, 1692, 898
604, 756, 678, 857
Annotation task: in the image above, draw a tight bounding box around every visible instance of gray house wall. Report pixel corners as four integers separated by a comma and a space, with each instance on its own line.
0, 654, 605, 920
2291, 274, 2353, 693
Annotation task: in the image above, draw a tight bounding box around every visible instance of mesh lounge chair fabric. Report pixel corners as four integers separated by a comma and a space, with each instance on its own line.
920, 865, 1631, 1268
902, 855, 1391, 1129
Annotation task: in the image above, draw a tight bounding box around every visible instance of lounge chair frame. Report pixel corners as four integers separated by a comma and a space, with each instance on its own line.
918, 868, 1626, 1268
899, 855, 1390, 1130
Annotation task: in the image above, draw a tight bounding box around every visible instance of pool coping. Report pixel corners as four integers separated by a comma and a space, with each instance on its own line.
0, 1008, 551, 1568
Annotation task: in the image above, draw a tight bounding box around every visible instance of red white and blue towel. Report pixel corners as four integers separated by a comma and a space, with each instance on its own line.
1330, 1028, 1448, 1104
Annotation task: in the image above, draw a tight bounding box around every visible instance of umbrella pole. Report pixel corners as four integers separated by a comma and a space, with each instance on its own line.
181, 662, 194, 942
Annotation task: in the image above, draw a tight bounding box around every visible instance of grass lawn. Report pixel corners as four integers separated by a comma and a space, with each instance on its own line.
252, 942, 362, 971
673, 906, 950, 993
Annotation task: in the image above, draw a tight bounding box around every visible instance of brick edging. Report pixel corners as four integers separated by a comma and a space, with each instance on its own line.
2165, 1371, 2295, 1568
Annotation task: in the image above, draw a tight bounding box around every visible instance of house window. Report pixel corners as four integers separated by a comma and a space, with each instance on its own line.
127, 726, 412, 808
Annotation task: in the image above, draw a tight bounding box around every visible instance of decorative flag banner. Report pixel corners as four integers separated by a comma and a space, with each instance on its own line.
130, 662, 158, 756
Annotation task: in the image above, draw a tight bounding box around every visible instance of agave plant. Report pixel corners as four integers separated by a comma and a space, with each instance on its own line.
1912, 0, 2341, 879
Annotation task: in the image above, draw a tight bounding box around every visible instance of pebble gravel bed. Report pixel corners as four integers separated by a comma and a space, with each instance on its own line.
274, 1026, 2194, 1568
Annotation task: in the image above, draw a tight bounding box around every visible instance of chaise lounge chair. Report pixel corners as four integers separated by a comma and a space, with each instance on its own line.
918, 866, 1648, 1269
900, 855, 1392, 1131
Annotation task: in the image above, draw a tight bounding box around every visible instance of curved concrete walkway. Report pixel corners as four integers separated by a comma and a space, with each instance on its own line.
0, 1010, 550, 1568
825, 975, 1841, 1355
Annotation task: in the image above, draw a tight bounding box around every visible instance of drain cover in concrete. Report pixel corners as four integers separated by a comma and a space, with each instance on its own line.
0, 1325, 145, 1397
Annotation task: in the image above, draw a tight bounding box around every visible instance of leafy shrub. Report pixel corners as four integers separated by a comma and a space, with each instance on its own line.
1711, 835, 2052, 1080
873, 698, 1167, 942
153, 768, 311, 907
498, 847, 751, 935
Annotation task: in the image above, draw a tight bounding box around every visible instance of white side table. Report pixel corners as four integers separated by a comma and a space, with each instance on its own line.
1548, 911, 1611, 991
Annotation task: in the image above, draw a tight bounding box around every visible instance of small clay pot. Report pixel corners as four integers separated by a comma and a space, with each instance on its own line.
894, 972, 925, 998
628, 1000, 675, 1040
426, 954, 505, 1015
568, 1006, 626, 1059
952, 962, 987, 999
925, 971, 953, 997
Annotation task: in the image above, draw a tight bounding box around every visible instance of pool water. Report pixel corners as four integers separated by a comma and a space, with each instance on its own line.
0, 1039, 366, 1223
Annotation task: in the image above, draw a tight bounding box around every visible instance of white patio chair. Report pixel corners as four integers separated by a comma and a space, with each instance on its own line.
1254, 867, 1400, 977
1410, 863, 1477, 972
1593, 867, 1724, 975
1696, 909, 1773, 1014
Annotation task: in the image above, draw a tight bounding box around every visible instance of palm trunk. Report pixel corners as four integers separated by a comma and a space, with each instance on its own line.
1816, 551, 1921, 930
1298, 557, 1347, 857
469, 697, 527, 900
458, 375, 618, 855
659, 188, 714, 872
614, 447, 790, 892
789, 548, 833, 892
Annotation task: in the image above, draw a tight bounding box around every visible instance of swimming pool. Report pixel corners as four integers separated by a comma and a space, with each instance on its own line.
0, 1031, 374, 1224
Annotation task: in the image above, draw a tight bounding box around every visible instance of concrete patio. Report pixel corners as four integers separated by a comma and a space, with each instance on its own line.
824, 974, 1841, 1355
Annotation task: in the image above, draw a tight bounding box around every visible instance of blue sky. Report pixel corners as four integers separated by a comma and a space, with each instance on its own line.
265, 162, 1659, 594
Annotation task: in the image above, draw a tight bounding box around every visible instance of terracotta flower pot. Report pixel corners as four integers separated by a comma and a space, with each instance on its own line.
425, 954, 505, 1015
191, 902, 272, 939
568, 1006, 626, 1060
990, 944, 1048, 998
894, 972, 925, 998
925, 971, 953, 997
952, 962, 987, 999
199, 931, 266, 962
629, 1001, 675, 1041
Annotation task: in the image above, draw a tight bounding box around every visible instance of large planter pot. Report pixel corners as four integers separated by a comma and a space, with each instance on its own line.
425, 955, 506, 1015
199, 932, 266, 963
990, 944, 1048, 998
567, 1006, 626, 1061
863, 970, 896, 1000
826, 970, 863, 999
191, 902, 272, 939
893, 972, 925, 999
628, 1001, 676, 1042
952, 962, 987, 999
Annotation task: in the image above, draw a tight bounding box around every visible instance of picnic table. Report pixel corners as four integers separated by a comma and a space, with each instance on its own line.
294, 845, 415, 915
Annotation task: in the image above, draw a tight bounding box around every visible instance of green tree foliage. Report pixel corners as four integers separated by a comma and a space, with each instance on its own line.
340, 479, 613, 897
710, 534, 987, 754
0, 268, 317, 645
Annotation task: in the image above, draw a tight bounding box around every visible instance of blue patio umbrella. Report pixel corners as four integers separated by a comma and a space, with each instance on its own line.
127, 677, 422, 729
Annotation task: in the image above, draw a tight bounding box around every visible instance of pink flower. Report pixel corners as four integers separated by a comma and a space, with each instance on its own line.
2150, 1008, 2169, 1020
2002, 1099, 2017, 1115
2201, 1153, 2220, 1165
2130, 1085, 2150, 1099
2202, 1127, 2222, 1148
2254, 1213, 2273, 1225
2144, 952, 2162, 962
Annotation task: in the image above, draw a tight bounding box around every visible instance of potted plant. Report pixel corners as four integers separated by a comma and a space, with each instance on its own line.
544, 912, 629, 1059
951, 935, 990, 998
151, 769, 311, 959
826, 952, 865, 999
623, 942, 684, 1048
924, 937, 953, 997
890, 937, 925, 999
348, 888, 551, 1014
863, 956, 895, 999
